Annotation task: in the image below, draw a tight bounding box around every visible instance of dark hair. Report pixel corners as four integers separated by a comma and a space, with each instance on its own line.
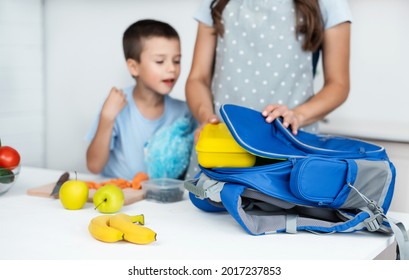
210, 0, 323, 52
123, 19, 180, 62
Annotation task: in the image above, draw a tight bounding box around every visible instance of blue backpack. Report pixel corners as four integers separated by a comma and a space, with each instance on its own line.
185, 104, 409, 259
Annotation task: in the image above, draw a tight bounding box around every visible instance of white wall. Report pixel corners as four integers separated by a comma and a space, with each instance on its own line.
315, 0, 409, 141
44, 0, 201, 173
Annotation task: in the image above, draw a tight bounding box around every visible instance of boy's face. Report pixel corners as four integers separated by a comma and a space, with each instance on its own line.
133, 37, 181, 95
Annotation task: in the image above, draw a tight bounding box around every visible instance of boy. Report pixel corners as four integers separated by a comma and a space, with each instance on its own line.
86, 19, 193, 180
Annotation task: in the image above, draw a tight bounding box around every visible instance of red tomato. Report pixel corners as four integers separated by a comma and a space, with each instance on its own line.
0, 146, 21, 169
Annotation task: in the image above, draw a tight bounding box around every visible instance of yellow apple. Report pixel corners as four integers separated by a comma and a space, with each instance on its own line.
93, 184, 124, 213
59, 180, 89, 210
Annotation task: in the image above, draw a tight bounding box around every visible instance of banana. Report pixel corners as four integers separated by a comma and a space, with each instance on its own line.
88, 215, 124, 243
109, 213, 157, 245
129, 214, 145, 225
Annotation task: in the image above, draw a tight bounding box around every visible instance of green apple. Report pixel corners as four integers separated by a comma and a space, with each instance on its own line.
93, 184, 124, 213
59, 180, 89, 210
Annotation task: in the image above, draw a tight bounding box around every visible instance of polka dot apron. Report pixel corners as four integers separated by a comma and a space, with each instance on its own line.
213, 0, 317, 132
185, 0, 317, 179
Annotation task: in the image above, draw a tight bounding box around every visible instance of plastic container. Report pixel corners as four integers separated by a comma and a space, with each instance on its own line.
196, 123, 256, 168
141, 178, 185, 203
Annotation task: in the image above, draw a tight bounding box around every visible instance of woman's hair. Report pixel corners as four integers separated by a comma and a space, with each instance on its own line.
123, 19, 180, 62
210, 0, 323, 52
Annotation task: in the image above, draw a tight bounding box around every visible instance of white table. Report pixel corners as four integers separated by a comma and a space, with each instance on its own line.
1, 166, 408, 260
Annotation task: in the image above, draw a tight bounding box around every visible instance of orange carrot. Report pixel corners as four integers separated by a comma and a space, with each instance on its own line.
132, 172, 149, 190
86, 181, 98, 189
86, 176, 143, 190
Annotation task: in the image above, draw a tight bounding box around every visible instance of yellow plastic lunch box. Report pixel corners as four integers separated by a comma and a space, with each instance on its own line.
196, 123, 256, 168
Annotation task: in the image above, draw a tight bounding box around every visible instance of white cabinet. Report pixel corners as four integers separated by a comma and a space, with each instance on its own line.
0, 0, 45, 167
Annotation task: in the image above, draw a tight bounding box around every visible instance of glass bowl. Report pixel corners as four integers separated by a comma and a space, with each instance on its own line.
0, 164, 21, 195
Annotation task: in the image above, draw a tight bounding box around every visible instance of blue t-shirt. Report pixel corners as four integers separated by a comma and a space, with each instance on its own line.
85, 86, 192, 180
194, 0, 352, 29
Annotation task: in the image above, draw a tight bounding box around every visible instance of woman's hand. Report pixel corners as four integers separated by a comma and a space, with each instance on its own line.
262, 104, 303, 135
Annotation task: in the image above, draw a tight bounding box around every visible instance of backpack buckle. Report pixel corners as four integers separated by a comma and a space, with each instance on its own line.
348, 183, 386, 232
184, 174, 224, 202
363, 201, 385, 232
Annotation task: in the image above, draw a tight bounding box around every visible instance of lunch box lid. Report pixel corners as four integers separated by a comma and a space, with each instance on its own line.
195, 123, 251, 154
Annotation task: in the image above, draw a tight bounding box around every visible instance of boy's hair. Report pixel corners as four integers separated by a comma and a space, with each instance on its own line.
123, 19, 180, 62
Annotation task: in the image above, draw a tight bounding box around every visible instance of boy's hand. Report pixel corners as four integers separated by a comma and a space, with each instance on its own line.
101, 87, 127, 122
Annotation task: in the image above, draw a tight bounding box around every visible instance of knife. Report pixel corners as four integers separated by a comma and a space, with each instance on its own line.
50, 172, 70, 198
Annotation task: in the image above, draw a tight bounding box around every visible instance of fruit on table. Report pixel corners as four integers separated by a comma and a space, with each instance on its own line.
93, 184, 124, 213
109, 213, 157, 245
0, 145, 21, 170
129, 213, 145, 225
88, 213, 155, 244
59, 179, 89, 210
88, 215, 124, 243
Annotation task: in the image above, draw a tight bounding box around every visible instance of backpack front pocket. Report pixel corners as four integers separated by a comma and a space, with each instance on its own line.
289, 158, 349, 206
